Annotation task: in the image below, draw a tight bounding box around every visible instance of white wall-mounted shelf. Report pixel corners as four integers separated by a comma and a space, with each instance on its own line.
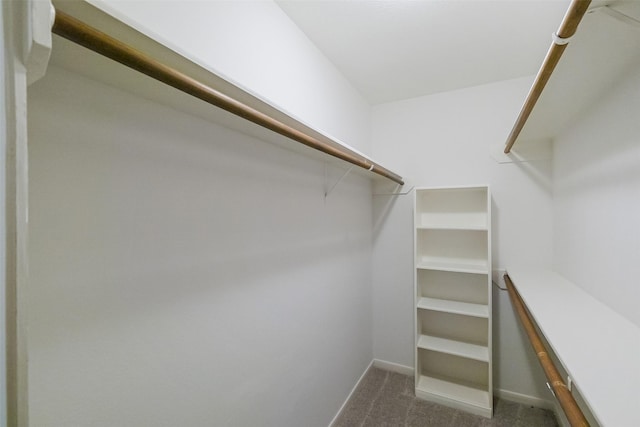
49, 1, 404, 188
507, 268, 640, 427
414, 186, 492, 418
514, 2, 640, 145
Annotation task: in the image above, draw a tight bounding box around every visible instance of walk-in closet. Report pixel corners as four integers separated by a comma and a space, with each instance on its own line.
3, 0, 639, 426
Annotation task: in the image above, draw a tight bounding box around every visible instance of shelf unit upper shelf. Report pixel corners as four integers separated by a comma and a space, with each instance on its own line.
416, 213, 488, 231
416, 229, 487, 272
415, 187, 488, 230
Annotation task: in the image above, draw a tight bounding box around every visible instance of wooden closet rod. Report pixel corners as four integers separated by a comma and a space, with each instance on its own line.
504, 274, 589, 427
51, 10, 404, 186
504, 0, 591, 154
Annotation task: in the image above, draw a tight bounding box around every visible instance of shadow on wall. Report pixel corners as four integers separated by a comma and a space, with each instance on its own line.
513, 159, 552, 194
27, 78, 374, 331
371, 181, 413, 243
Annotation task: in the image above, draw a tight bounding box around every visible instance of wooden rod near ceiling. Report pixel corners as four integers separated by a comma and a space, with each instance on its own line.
504, 274, 590, 427
503, 0, 591, 154
51, 10, 404, 186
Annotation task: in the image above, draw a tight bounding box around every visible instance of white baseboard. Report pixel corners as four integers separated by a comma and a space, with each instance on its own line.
495, 388, 554, 410
328, 360, 374, 427
329, 360, 555, 426
328, 359, 413, 427
372, 359, 414, 376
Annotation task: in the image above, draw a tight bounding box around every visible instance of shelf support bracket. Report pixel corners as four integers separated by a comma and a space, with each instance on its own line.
373, 186, 414, 196
324, 165, 354, 199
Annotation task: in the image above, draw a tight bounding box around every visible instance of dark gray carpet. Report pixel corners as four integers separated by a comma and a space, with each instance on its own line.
334, 367, 558, 427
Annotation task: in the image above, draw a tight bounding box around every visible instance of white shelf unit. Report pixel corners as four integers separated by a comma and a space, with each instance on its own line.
414, 186, 492, 418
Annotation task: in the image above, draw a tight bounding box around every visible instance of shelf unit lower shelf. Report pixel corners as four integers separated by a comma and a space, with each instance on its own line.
416, 223, 487, 231
417, 297, 488, 318
417, 335, 489, 362
416, 375, 492, 418
416, 257, 488, 275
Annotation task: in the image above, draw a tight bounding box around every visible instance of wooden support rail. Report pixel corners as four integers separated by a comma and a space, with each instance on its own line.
504, 0, 591, 154
51, 10, 404, 186
504, 274, 589, 427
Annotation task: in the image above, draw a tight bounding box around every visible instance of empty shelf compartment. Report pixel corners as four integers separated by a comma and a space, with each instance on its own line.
416, 229, 488, 274
416, 375, 491, 414
418, 310, 488, 347
418, 335, 489, 362
415, 187, 489, 231
417, 270, 488, 306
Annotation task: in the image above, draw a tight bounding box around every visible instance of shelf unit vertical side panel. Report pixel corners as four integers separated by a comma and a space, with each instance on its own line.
486, 186, 493, 408
413, 189, 420, 389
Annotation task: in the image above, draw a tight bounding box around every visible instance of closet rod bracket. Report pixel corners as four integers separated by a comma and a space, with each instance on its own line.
551, 32, 572, 45
373, 186, 414, 196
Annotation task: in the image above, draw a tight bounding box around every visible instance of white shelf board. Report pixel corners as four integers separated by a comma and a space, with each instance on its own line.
417, 335, 489, 362
507, 268, 640, 427
417, 297, 488, 318
417, 224, 487, 231
417, 213, 487, 231
416, 375, 491, 416
416, 257, 488, 275
515, 4, 640, 143
49, 1, 403, 186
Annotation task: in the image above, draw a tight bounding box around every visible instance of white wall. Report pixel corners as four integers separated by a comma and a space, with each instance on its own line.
26, 65, 373, 426
87, 0, 372, 154
553, 59, 640, 328
25, 1, 381, 424
371, 76, 553, 402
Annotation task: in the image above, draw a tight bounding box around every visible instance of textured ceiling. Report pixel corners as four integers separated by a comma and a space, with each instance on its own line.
277, 0, 572, 104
